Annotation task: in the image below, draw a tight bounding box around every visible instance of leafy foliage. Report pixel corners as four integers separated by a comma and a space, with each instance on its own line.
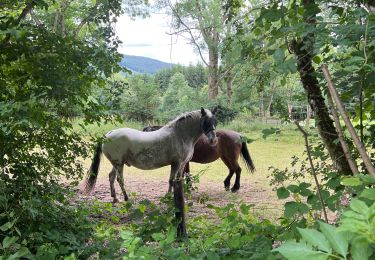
159, 72, 207, 120
0, 0, 149, 257
91, 197, 278, 259
121, 74, 160, 122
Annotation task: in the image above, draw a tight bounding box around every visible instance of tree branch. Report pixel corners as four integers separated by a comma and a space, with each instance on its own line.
167, 0, 208, 67
30, 10, 43, 26
3, 1, 36, 45
322, 64, 375, 178
73, 1, 101, 37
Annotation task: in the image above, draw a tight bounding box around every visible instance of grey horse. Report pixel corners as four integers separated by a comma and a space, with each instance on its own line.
83, 108, 217, 203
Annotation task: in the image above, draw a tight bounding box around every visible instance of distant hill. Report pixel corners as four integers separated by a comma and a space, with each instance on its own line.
120, 55, 174, 74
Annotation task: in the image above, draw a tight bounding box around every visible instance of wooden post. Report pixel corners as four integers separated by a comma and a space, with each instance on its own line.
322, 65, 375, 178
173, 177, 187, 237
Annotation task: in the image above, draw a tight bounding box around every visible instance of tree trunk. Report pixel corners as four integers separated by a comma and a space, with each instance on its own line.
290, 0, 352, 175
259, 91, 265, 120
306, 105, 311, 127
225, 72, 234, 106
208, 46, 219, 100
266, 83, 277, 117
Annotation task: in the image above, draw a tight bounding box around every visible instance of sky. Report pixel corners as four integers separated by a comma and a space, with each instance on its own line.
115, 13, 202, 65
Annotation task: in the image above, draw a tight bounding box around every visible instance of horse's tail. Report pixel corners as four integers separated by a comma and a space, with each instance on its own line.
83, 142, 102, 194
240, 141, 256, 173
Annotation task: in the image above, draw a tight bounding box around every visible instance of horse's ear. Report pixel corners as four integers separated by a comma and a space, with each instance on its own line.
201, 107, 206, 116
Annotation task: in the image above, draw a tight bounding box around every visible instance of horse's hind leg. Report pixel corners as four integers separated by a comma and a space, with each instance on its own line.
109, 167, 119, 203
231, 165, 242, 192
184, 162, 192, 189
116, 165, 129, 201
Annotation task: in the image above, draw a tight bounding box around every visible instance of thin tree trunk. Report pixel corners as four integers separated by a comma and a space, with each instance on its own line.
260, 91, 265, 120
225, 73, 234, 106
322, 65, 375, 178
208, 46, 219, 100
325, 82, 359, 175
295, 121, 328, 223
306, 105, 311, 127
290, 0, 352, 175
266, 83, 277, 117
359, 82, 364, 143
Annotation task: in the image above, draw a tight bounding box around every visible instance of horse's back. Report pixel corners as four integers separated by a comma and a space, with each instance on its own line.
217, 129, 243, 144
105, 127, 169, 142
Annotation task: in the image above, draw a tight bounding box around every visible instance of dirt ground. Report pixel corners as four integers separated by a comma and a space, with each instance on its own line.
79, 168, 284, 221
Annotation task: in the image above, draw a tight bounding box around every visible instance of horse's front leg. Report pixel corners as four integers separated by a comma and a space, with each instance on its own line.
173, 166, 187, 237
224, 170, 234, 191
168, 164, 179, 193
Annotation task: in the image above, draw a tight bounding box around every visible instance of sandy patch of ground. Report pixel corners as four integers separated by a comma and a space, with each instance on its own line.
79, 169, 283, 221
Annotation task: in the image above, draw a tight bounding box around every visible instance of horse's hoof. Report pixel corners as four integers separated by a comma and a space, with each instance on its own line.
224, 186, 230, 191
231, 187, 239, 193
124, 196, 129, 201
112, 198, 119, 203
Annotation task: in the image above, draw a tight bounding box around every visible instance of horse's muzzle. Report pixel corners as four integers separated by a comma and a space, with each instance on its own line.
206, 131, 218, 146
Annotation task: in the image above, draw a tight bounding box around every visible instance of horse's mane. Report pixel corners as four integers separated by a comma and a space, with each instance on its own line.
164, 110, 201, 129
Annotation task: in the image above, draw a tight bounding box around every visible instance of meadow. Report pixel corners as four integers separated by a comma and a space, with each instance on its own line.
76, 116, 309, 220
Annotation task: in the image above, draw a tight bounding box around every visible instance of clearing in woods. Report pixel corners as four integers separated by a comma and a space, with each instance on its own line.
79, 121, 306, 220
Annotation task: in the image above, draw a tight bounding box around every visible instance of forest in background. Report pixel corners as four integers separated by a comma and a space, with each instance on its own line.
1, 0, 374, 259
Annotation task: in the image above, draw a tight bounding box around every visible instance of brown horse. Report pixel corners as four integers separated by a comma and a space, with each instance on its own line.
143, 126, 255, 192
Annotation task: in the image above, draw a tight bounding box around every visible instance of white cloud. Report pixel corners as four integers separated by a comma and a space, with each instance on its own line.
115, 13, 202, 65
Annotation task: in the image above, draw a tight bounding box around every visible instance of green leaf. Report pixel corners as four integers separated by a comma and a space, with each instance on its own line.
351, 237, 370, 260
138, 204, 147, 213
284, 201, 299, 218
151, 233, 164, 241
359, 188, 375, 201
319, 222, 348, 258
273, 241, 328, 260
312, 55, 321, 64
165, 227, 176, 244
0, 222, 13, 232
297, 228, 331, 253
240, 203, 251, 214
358, 175, 375, 185
2, 236, 18, 249
350, 199, 369, 215
273, 48, 285, 63
207, 251, 220, 260
7, 247, 31, 260
341, 210, 366, 220
341, 177, 362, 186
228, 234, 241, 248
287, 184, 299, 193
277, 187, 290, 199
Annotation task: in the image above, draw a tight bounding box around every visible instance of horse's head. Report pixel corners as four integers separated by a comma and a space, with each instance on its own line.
200, 107, 217, 145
